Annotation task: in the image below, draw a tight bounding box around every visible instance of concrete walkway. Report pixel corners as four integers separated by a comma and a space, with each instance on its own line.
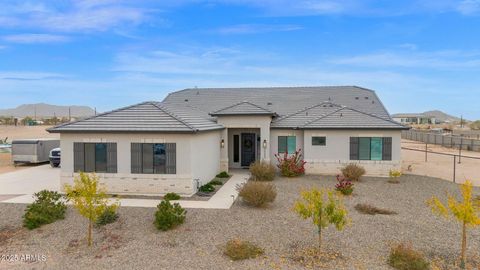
0, 166, 249, 209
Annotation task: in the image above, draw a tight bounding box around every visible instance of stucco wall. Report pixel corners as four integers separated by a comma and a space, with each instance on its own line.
190, 131, 222, 186
302, 129, 402, 176
269, 129, 305, 161
60, 131, 221, 196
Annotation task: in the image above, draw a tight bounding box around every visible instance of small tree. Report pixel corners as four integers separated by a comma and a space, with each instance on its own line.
294, 188, 348, 251
427, 181, 480, 268
64, 172, 119, 246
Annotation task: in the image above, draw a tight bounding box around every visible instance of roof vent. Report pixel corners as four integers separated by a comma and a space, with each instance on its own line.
328, 97, 331, 101
372, 100, 375, 104
184, 99, 189, 102
340, 113, 343, 117
355, 97, 359, 100
329, 104, 333, 107
365, 96, 369, 99
267, 102, 273, 106
306, 111, 309, 116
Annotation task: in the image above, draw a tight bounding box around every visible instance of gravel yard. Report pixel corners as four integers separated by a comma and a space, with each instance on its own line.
1, 174, 480, 270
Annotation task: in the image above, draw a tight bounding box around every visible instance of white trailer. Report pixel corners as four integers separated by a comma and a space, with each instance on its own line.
12, 139, 60, 165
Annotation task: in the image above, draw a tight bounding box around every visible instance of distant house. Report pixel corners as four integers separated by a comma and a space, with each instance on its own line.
391, 113, 437, 125
48, 86, 408, 196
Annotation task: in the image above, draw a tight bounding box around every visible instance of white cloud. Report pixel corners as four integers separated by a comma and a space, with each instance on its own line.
0, 1, 150, 33
0, 71, 67, 81
457, 0, 480, 15
3, 34, 69, 43
329, 50, 480, 69
215, 24, 302, 34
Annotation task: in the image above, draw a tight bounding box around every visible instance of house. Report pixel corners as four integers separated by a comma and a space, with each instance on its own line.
48, 86, 408, 196
391, 113, 437, 125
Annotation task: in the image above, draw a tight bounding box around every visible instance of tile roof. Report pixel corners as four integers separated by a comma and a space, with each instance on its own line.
49, 86, 407, 132
210, 101, 276, 116
48, 101, 223, 133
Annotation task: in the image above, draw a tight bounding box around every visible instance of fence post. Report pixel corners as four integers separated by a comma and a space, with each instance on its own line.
459, 137, 462, 164
453, 155, 456, 183
425, 143, 428, 162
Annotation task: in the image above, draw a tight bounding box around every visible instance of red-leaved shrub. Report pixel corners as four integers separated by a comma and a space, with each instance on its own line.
274, 149, 306, 177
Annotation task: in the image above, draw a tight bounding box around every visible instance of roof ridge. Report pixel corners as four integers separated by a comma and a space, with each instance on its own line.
274, 101, 341, 122
178, 85, 360, 92
150, 102, 198, 132
211, 100, 273, 114
303, 106, 406, 128
340, 106, 408, 127
302, 107, 345, 127
47, 101, 153, 132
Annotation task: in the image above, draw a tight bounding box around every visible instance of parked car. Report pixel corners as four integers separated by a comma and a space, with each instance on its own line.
49, 148, 61, 168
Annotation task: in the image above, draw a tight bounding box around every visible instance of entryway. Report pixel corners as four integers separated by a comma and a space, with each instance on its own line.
241, 133, 256, 167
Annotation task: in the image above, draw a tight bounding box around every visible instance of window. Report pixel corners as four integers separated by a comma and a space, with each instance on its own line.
233, 135, 239, 162
312, 136, 326, 146
131, 143, 176, 174
73, 142, 117, 173
278, 136, 296, 153
349, 137, 392, 161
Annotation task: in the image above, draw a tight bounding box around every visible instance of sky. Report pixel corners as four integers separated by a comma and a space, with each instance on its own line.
0, 0, 480, 119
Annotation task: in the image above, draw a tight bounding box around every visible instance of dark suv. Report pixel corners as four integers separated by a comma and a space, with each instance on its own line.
49, 148, 61, 167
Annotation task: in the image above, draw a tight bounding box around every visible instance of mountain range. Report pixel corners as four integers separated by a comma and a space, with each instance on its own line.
0, 103, 96, 118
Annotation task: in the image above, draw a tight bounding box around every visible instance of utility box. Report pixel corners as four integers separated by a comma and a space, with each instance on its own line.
12, 139, 60, 165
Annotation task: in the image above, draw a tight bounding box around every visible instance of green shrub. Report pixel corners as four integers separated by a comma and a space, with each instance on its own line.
209, 180, 223, 186
341, 163, 366, 181
249, 161, 276, 181
96, 206, 119, 226
164, 192, 181, 200
224, 238, 264, 261
216, 171, 230, 178
154, 200, 186, 231
388, 243, 429, 270
237, 181, 277, 207
199, 183, 215, 193
23, 190, 67, 230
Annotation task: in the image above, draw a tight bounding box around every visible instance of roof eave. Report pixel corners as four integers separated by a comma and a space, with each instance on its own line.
47, 127, 225, 134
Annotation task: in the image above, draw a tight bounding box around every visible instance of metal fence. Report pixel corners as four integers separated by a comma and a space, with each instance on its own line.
402, 145, 480, 183
402, 130, 480, 152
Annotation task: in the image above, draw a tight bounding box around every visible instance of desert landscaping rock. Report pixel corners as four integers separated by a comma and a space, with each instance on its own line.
1, 174, 479, 269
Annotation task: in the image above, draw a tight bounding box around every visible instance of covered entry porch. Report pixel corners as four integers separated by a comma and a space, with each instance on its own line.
217, 115, 272, 172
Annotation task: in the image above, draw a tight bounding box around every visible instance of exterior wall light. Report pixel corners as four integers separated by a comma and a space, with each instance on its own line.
263, 139, 267, 149
221, 139, 225, 148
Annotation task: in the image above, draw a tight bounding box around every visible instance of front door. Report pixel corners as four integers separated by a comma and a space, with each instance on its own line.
241, 133, 256, 167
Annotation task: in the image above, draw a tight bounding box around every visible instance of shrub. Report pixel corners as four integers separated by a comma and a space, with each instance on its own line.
335, 175, 354, 195
199, 183, 215, 193
224, 239, 264, 261
237, 181, 277, 207
388, 243, 429, 270
154, 200, 186, 231
274, 149, 306, 177
23, 190, 67, 230
388, 169, 402, 184
216, 171, 230, 178
340, 163, 366, 181
354, 203, 397, 215
209, 180, 223, 186
164, 192, 181, 200
96, 206, 119, 226
249, 161, 276, 181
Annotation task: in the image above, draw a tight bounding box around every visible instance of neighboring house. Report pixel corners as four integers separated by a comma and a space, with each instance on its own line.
48, 86, 408, 196
392, 113, 437, 125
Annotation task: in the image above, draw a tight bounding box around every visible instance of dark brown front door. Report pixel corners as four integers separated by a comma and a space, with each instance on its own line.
241, 133, 256, 167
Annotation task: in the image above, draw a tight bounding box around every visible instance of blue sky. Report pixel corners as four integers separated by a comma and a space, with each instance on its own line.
1, 0, 480, 119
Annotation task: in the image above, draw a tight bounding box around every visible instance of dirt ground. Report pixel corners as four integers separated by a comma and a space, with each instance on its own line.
401, 139, 480, 186
0, 125, 58, 174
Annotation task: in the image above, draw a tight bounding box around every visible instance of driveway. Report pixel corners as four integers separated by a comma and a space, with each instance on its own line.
0, 165, 60, 202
